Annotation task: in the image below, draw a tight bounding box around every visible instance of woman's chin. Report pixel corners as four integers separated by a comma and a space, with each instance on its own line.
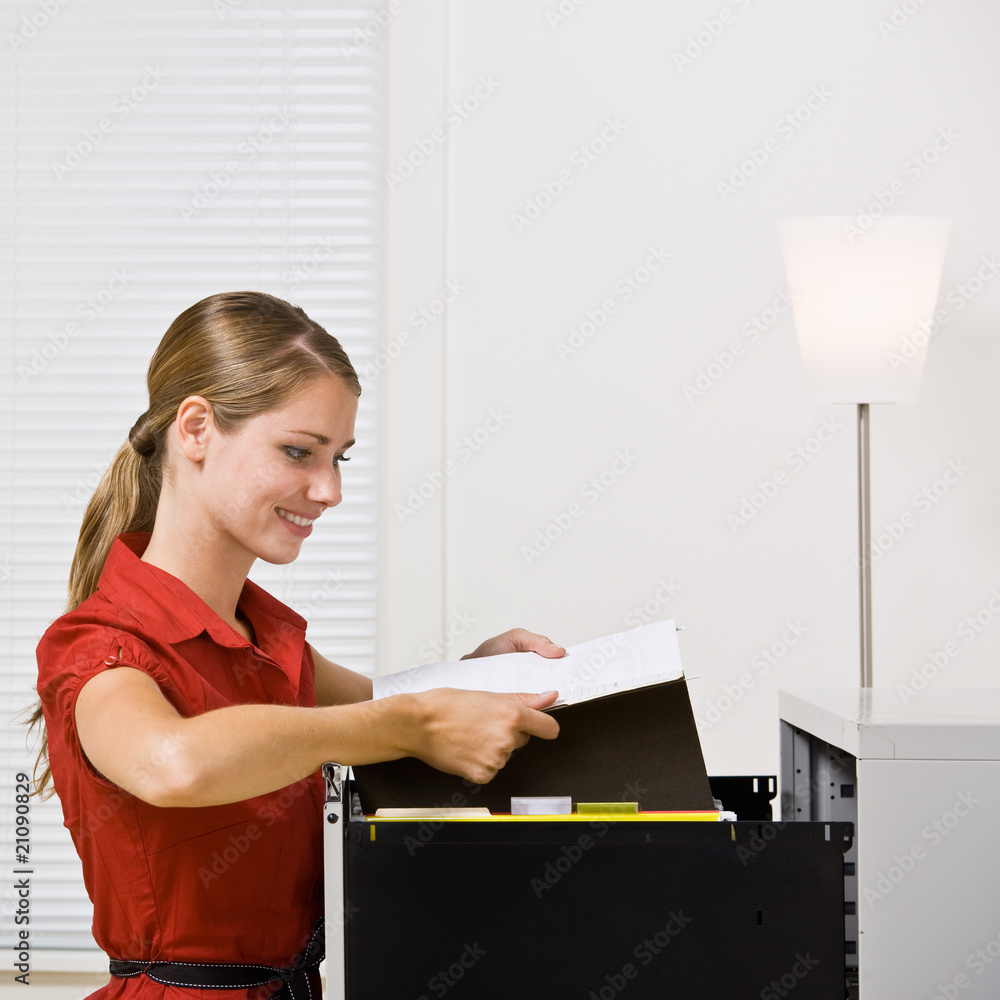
265, 544, 304, 566
253, 533, 306, 566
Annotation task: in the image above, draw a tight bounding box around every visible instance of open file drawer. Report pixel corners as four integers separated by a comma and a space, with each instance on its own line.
322, 766, 852, 999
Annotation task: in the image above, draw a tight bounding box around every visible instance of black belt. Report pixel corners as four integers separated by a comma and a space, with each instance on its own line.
110, 917, 324, 1000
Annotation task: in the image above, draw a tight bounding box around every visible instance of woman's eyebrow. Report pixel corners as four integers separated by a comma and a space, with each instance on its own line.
284, 430, 355, 451
285, 429, 331, 445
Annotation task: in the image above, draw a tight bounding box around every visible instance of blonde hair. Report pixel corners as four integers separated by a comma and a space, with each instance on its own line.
29, 291, 360, 795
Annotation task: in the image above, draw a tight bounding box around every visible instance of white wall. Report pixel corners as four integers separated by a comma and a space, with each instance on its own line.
382, 0, 1000, 778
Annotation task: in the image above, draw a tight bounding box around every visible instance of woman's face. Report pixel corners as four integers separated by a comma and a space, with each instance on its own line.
189, 374, 358, 567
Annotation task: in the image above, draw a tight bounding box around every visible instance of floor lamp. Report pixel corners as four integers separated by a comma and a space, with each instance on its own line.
778, 216, 951, 687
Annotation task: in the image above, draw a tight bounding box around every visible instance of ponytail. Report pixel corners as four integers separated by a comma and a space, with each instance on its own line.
67, 440, 161, 613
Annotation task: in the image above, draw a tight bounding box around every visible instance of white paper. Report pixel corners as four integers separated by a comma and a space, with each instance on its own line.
371, 619, 684, 706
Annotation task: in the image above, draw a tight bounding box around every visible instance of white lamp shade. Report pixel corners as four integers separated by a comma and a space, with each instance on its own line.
778, 216, 951, 403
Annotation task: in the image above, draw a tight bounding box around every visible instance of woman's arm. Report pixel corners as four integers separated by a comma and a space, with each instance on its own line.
311, 644, 373, 706
74, 666, 559, 808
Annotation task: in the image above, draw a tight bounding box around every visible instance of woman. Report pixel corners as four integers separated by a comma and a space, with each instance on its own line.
31, 291, 563, 1000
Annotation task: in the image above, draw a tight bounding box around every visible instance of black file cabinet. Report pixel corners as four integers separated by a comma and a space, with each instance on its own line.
323, 767, 852, 999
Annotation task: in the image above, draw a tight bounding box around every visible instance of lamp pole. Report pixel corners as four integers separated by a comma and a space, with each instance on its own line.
858, 403, 873, 687
778, 216, 951, 691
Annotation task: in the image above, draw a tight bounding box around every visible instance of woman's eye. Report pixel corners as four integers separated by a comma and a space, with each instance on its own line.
333, 455, 351, 467
284, 446, 310, 462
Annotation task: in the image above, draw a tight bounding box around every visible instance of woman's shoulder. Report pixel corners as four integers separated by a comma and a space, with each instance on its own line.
36, 595, 158, 686
40, 587, 143, 643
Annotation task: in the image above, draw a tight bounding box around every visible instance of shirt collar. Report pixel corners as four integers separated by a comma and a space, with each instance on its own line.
98, 533, 307, 666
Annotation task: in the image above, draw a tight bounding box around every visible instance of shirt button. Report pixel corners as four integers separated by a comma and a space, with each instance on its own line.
104, 655, 118, 666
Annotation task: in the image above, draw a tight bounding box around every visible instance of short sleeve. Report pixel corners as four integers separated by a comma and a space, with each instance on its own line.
36, 620, 180, 790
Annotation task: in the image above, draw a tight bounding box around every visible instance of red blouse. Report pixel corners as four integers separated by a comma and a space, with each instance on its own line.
36, 533, 325, 1000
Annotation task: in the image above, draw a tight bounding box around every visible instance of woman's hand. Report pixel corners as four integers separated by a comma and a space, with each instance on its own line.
403, 687, 560, 785
461, 627, 566, 661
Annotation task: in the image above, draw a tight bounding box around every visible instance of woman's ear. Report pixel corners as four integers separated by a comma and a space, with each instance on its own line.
173, 396, 214, 462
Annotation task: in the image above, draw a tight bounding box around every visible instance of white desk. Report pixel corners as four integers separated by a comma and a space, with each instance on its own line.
780, 688, 1000, 1000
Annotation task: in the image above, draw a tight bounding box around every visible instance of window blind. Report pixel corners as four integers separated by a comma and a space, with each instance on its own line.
0, 0, 383, 956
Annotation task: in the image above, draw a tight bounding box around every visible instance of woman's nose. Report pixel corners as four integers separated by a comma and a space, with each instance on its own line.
307, 465, 342, 509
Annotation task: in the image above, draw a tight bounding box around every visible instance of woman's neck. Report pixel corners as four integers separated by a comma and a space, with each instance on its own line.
140, 499, 255, 632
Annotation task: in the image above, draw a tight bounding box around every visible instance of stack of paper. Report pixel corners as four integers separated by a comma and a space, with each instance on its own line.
372, 619, 684, 705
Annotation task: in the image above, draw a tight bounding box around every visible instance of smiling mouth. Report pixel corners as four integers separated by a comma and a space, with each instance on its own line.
276, 507, 317, 528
